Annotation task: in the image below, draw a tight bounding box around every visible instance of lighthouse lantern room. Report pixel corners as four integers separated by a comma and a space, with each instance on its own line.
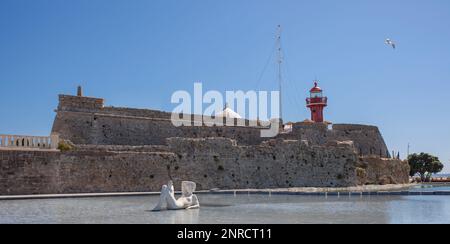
306, 81, 328, 123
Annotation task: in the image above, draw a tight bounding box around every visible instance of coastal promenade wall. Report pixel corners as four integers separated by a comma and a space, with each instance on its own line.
0, 138, 408, 195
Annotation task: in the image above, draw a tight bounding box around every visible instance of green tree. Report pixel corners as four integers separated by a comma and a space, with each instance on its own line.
408, 153, 444, 182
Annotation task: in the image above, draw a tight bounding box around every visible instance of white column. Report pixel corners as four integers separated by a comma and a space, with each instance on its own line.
18, 137, 23, 147
46, 137, 51, 149
43, 137, 49, 148
10, 136, 15, 147
39, 137, 44, 148
50, 134, 59, 149
0, 135, 60, 150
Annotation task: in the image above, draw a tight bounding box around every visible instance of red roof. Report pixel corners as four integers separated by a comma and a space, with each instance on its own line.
310, 81, 322, 93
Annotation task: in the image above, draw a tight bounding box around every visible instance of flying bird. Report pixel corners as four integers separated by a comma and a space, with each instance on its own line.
385, 39, 396, 49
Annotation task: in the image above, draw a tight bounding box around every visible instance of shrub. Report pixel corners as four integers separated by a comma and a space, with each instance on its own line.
58, 141, 74, 152
356, 167, 366, 178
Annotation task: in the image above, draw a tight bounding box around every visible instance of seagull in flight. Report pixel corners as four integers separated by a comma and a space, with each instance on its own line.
385, 39, 396, 49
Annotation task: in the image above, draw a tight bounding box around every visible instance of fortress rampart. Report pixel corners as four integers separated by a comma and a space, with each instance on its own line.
0, 138, 408, 195
52, 94, 390, 158
52, 95, 268, 146
330, 124, 390, 158
0, 92, 407, 195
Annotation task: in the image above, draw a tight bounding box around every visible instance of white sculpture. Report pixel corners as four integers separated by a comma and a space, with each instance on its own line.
152, 181, 200, 211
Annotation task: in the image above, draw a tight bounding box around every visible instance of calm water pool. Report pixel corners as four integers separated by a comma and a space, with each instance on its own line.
410, 184, 450, 192
1, 193, 450, 224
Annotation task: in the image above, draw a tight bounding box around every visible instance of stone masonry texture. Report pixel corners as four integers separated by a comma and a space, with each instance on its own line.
0, 137, 408, 195
0, 93, 409, 195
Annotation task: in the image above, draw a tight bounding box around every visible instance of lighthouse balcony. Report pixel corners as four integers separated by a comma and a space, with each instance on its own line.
306, 97, 328, 106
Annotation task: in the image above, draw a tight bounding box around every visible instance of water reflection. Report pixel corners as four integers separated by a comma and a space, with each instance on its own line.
0, 194, 449, 224
151, 208, 200, 224
387, 196, 450, 224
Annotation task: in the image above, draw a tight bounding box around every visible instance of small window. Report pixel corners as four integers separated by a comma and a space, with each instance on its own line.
311, 92, 322, 98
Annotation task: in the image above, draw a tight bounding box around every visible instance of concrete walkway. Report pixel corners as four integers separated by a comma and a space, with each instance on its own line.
1, 187, 450, 201
0, 192, 160, 201
207, 190, 450, 196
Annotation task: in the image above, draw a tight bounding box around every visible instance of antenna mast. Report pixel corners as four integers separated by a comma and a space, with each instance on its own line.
276, 25, 283, 121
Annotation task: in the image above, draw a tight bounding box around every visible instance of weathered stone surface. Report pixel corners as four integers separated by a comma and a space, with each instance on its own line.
358, 157, 410, 185
51, 95, 390, 159
0, 150, 175, 195
0, 93, 408, 195
0, 138, 409, 195
52, 110, 265, 146
330, 124, 390, 158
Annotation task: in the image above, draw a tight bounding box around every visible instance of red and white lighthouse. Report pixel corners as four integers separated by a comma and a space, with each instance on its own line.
306, 81, 328, 123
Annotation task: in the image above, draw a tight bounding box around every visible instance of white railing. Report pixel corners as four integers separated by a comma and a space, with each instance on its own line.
0, 134, 59, 150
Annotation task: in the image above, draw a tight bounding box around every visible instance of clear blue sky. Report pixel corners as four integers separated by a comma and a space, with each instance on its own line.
0, 0, 449, 172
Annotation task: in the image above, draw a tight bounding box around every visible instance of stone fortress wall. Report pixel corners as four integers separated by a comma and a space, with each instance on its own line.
0, 138, 409, 195
52, 95, 267, 146
0, 92, 408, 195
52, 94, 390, 158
